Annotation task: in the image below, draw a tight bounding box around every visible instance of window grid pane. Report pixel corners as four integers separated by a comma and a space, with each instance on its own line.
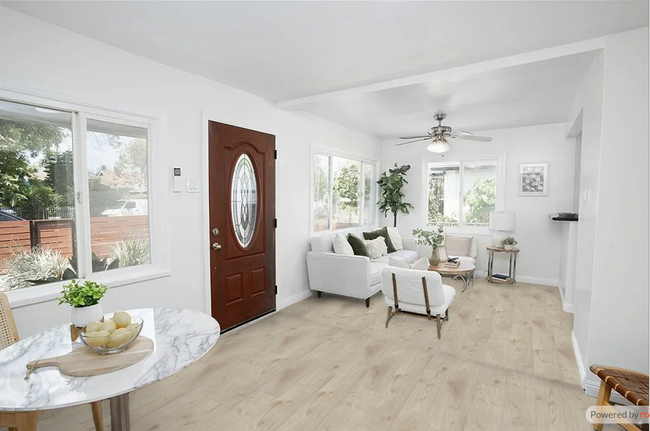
331, 156, 361, 230
313, 154, 330, 232
428, 163, 460, 227
86, 119, 151, 272
363, 162, 375, 226
0, 100, 76, 291
462, 162, 497, 227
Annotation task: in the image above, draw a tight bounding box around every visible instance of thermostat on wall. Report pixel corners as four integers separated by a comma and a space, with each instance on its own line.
173, 167, 183, 192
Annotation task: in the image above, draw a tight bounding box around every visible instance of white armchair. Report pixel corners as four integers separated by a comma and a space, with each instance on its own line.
381, 267, 456, 338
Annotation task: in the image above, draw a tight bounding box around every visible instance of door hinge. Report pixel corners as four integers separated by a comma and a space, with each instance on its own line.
275, 285, 278, 295
274, 218, 277, 228
274, 149, 277, 159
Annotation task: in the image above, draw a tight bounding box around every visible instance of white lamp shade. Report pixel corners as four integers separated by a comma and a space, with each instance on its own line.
489, 211, 515, 231
426, 139, 451, 153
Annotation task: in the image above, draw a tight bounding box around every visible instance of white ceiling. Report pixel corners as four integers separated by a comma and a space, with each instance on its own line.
3, 1, 648, 103
292, 50, 600, 138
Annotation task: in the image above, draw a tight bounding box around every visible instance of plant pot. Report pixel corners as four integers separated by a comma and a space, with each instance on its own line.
429, 248, 441, 267
71, 303, 103, 328
504, 244, 514, 250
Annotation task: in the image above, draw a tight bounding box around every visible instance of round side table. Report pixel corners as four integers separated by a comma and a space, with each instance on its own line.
486, 246, 519, 284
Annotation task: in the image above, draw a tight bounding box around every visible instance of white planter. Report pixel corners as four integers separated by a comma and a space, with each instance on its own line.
71, 303, 103, 328
504, 244, 514, 250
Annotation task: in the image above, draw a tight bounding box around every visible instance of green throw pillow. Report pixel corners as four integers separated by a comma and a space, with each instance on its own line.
363, 226, 396, 253
347, 234, 369, 257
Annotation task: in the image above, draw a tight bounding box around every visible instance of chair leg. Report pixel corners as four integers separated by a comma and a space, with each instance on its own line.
444, 308, 450, 321
91, 401, 104, 431
317, 291, 321, 298
15, 412, 39, 431
436, 314, 442, 339
366, 298, 370, 308
385, 306, 393, 328
593, 381, 612, 431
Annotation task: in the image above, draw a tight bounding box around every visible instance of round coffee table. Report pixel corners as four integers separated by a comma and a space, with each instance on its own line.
429, 261, 476, 292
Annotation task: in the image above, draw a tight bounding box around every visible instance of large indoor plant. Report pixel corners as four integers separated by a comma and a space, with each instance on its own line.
412, 226, 445, 266
377, 164, 415, 227
58, 279, 108, 327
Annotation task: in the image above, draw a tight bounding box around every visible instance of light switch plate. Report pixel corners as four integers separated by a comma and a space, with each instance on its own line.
187, 178, 199, 193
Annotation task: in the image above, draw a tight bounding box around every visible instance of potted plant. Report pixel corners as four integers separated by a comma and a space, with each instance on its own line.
412, 226, 445, 266
377, 164, 415, 227
58, 279, 108, 328
503, 236, 518, 250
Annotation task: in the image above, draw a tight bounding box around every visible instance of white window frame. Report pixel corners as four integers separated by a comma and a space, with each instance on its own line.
425, 155, 506, 235
0, 89, 169, 307
309, 145, 378, 236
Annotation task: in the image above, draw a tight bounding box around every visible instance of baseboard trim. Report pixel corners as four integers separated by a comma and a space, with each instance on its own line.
515, 276, 559, 287
278, 289, 313, 310
571, 331, 628, 404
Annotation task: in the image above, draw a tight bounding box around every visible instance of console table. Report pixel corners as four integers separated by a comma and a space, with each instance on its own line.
486, 246, 519, 284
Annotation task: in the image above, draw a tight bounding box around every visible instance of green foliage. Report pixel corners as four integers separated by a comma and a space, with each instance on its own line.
427, 171, 457, 225
412, 226, 445, 249
0, 150, 33, 207
0, 118, 66, 155
463, 178, 496, 226
111, 237, 149, 267
44, 150, 75, 205
332, 163, 359, 219
377, 164, 414, 227
503, 236, 518, 245
57, 279, 108, 308
3, 247, 70, 291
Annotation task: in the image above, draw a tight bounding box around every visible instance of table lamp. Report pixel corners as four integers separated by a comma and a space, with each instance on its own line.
489, 211, 515, 247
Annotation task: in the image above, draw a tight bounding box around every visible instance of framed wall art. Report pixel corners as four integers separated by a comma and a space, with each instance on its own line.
519, 163, 548, 196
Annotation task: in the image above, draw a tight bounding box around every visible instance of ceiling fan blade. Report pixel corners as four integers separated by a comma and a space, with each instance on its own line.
452, 135, 492, 142
396, 137, 430, 146
398, 135, 429, 140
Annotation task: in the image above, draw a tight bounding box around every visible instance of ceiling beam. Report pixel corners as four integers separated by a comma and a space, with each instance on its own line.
275, 36, 606, 110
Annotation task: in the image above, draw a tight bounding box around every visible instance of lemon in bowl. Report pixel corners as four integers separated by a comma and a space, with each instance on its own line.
80, 313, 143, 355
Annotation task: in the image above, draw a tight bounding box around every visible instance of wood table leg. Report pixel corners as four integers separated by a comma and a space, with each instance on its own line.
109, 393, 130, 431
15, 412, 39, 431
91, 401, 104, 431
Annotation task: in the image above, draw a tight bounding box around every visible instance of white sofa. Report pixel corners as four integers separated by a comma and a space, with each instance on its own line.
307, 228, 419, 307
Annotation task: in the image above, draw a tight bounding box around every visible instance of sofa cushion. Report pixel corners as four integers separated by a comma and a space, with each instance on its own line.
369, 262, 385, 286
389, 256, 428, 270
446, 235, 473, 257
364, 237, 387, 259
363, 226, 396, 253
333, 233, 354, 255
387, 227, 404, 251
310, 234, 334, 252
347, 233, 369, 257
388, 249, 418, 264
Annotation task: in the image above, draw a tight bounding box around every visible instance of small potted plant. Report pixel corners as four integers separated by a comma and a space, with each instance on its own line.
58, 279, 108, 328
503, 236, 518, 250
412, 226, 445, 266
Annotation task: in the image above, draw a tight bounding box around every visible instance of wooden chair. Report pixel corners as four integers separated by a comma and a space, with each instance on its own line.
0, 293, 104, 431
590, 364, 649, 431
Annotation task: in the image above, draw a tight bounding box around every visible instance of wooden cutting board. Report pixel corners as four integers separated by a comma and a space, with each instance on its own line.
25, 336, 154, 379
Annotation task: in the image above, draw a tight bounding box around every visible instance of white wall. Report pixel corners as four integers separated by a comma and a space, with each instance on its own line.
0, 7, 381, 336
570, 27, 649, 396
381, 122, 574, 285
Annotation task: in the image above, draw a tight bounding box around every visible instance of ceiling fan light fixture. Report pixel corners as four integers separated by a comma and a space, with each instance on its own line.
427, 138, 451, 153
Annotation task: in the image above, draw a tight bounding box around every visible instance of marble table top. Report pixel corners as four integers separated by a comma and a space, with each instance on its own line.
0, 308, 220, 412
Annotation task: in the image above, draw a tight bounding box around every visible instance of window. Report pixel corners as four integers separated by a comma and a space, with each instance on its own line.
0, 98, 158, 293
312, 153, 376, 232
427, 160, 498, 228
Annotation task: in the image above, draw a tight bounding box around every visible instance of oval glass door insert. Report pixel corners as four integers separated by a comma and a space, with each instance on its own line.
231, 153, 258, 247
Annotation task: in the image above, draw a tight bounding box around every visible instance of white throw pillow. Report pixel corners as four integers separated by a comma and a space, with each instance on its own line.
388, 256, 429, 270
364, 237, 387, 260
332, 233, 354, 255
387, 227, 404, 251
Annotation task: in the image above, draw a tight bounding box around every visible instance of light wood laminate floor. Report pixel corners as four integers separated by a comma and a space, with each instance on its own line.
34, 278, 600, 430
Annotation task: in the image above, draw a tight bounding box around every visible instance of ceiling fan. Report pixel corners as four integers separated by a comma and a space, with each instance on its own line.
397, 112, 492, 153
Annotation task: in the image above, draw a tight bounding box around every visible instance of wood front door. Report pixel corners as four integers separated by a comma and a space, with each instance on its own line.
208, 121, 275, 331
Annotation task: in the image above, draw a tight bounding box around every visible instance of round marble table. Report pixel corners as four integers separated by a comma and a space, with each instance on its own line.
0, 308, 220, 431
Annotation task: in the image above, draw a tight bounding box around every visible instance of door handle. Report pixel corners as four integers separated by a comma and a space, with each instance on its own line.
212, 243, 222, 251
